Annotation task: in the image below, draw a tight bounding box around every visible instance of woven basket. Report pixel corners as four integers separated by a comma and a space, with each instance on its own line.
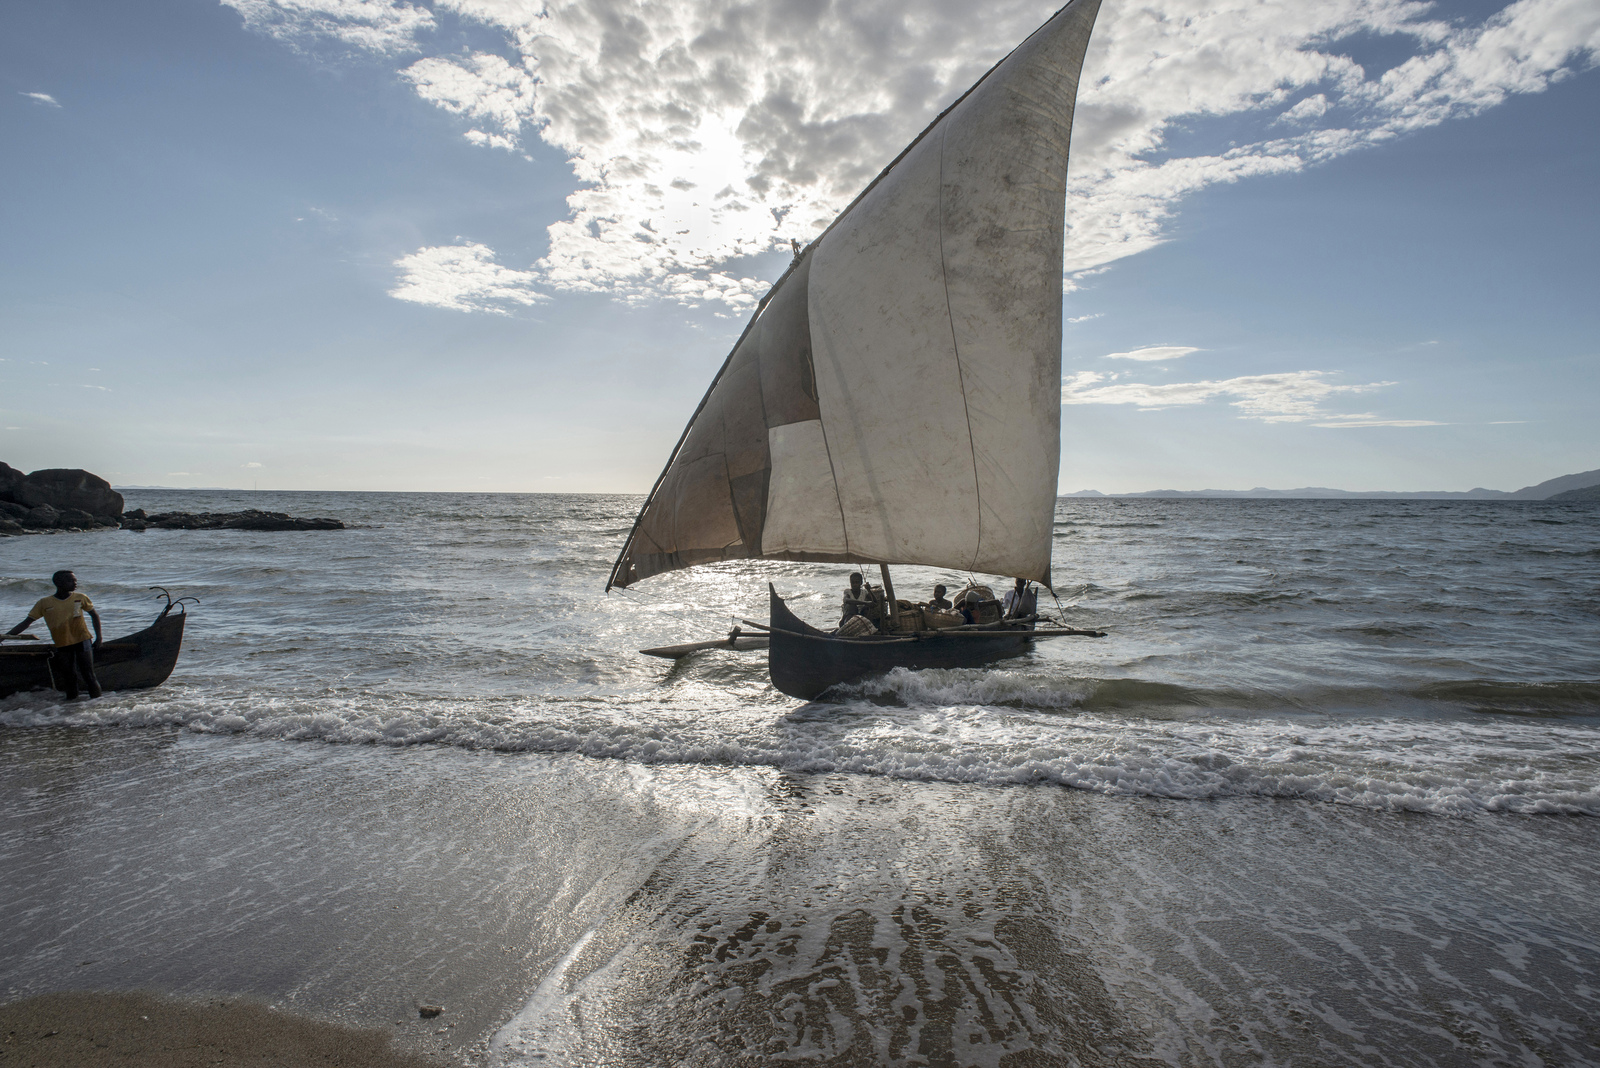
837, 615, 877, 638
891, 601, 924, 633
923, 608, 965, 630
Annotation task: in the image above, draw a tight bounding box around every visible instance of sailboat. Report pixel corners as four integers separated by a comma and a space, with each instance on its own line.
609, 0, 1107, 699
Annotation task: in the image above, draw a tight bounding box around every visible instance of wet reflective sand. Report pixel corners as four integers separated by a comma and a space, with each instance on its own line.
4, 729, 1596, 1066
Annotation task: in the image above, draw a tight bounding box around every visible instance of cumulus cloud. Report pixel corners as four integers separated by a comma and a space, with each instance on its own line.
220, 0, 433, 53
1276, 93, 1329, 124
404, 52, 536, 146
232, 0, 1600, 307
389, 242, 548, 313
21, 91, 61, 107
1103, 345, 1199, 361
1062, 369, 1394, 422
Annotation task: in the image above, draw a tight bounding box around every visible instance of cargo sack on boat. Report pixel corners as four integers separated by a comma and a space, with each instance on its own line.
892, 601, 924, 633
955, 586, 1002, 624
838, 615, 878, 637
923, 608, 964, 630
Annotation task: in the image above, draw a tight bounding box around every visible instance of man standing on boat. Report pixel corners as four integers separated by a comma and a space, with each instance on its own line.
7, 570, 103, 699
1003, 578, 1038, 621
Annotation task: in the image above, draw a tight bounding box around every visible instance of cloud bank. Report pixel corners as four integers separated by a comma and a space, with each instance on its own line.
1062, 369, 1401, 423
227, 0, 1600, 309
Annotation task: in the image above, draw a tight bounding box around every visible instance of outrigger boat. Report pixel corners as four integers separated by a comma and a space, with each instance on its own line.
609, 0, 1107, 699
0, 589, 193, 700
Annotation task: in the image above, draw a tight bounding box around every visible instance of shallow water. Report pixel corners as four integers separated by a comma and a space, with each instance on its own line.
2, 492, 1597, 1065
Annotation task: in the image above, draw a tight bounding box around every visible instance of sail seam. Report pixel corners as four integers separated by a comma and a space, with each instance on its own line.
808, 317, 854, 560
936, 122, 985, 574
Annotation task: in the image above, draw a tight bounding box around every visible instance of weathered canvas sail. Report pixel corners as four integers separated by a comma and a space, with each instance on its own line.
609, 0, 1101, 590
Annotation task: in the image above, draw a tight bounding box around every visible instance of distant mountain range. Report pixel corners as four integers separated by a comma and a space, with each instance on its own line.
1066, 468, 1600, 501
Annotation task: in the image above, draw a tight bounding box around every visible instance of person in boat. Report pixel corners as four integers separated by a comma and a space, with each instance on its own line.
7, 569, 103, 699
840, 572, 871, 626
955, 590, 984, 625
1003, 578, 1038, 620
927, 584, 952, 610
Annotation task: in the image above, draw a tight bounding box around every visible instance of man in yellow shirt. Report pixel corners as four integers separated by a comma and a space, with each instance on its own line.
8, 570, 103, 699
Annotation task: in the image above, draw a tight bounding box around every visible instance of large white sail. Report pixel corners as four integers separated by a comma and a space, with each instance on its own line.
610, 0, 1101, 590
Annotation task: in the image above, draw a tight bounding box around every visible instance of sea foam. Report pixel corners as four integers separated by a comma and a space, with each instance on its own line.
6, 671, 1595, 818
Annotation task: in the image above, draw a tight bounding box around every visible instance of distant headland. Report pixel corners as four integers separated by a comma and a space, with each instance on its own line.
0, 462, 343, 535
1066, 468, 1600, 501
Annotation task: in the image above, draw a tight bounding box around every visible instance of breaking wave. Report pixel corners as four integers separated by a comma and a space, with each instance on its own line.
5, 674, 1596, 818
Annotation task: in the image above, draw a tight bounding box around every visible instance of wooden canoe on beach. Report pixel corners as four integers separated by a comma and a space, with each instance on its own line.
0, 610, 187, 699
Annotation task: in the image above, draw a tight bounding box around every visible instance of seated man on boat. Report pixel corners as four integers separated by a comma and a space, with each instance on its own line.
7, 570, 103, 699
954, 590, 983, 625
926, 584, 952, 610
840, 572, 871, 626
1003, 578, 1038, 620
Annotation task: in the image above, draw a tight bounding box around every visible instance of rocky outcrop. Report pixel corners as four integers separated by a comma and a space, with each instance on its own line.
0, 463, 124, 528
10, 468, 125, 517
0, 463, 343, 535
0, 462, 24, 501
127, 508, 344, 531
0, 496, 120, 532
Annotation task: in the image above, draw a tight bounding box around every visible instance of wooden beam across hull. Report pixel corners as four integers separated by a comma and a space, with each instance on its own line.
766, 584, 1102, 700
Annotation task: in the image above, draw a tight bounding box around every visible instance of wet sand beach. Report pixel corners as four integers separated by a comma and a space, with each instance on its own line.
0, 991, 433, 1067
4, 727, 1598, 1066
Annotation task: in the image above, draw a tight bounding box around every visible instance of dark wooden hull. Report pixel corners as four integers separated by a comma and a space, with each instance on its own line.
768, 585, 1035, 700
0, 612, 187, 699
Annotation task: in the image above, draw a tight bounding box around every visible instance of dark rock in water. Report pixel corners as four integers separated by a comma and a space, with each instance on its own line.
137, 509, 344, 531
8, 468, 124, 519
24, 504, 61, 529
0, 462, 24, 500
416, 1005, 444, 1019
1, 463, 340, 534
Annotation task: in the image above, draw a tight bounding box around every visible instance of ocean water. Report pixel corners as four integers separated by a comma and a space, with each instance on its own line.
2, 491, 1598, 1065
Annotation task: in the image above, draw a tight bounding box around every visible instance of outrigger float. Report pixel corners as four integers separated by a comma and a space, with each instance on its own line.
611, 0, 1108, 699
0, 588, 193, 700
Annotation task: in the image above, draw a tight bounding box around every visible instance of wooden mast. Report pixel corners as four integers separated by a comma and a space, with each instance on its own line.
879, 564, 901, 629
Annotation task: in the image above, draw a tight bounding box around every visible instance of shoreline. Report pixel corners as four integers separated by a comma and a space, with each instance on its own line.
0, 990, 441, 1067
4, 728, 1599, 1065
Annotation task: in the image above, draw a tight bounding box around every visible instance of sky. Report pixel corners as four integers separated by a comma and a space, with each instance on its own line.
1, 0, 1596, 494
